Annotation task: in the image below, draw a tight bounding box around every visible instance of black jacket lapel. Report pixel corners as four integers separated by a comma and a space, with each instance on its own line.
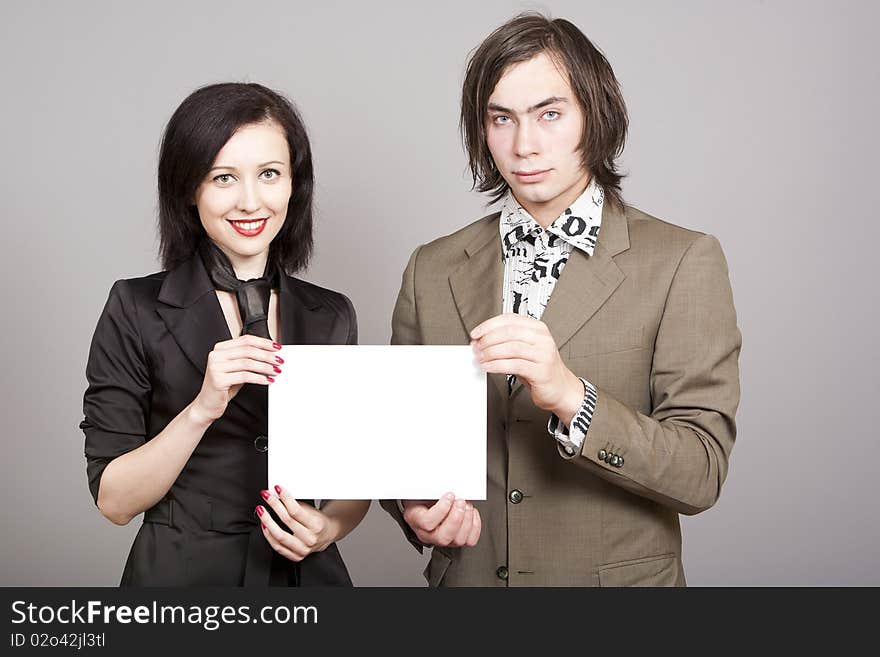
156, 254, 231, 377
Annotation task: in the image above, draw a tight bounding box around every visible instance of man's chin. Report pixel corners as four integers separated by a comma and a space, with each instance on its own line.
510, 186, 556, 206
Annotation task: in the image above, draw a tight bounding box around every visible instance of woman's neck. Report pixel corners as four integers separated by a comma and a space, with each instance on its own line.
220, 247, 269, 280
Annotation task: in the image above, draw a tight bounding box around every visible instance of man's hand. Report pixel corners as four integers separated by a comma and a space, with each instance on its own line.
471, 313, 584, 425
402, 493, 481, 547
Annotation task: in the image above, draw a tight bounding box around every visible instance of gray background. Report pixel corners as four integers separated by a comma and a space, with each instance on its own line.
1, 0, 877, 586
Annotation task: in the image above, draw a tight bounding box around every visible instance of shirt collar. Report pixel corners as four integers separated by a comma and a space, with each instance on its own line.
499, 177, 605, 256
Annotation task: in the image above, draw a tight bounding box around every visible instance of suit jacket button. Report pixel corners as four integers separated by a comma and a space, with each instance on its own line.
610, 454, 620, 466
496, 566, 509, 580
598, 449, 607, 461
617, 456, 624, 467
509, 489, 523, 504
254, 435, 269, 452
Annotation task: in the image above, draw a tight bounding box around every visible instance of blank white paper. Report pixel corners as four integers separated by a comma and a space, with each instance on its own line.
267, 345, 486, 500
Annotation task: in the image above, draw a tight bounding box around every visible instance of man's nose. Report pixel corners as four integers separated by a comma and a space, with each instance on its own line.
513, 121, 539, 158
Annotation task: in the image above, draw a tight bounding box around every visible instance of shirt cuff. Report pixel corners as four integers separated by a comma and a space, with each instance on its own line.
547, 378, 597, 456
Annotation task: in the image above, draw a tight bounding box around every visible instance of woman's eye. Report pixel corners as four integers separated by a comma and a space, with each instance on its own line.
213, 174, 234, 184
260, 169, 281, 180
543, 110, 560, 121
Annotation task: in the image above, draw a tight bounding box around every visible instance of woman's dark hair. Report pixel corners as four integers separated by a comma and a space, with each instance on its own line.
158, 82, 314, 273
461, 13, 629, 208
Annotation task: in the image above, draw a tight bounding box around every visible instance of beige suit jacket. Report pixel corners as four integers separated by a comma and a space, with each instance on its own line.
380, 202, 741, 586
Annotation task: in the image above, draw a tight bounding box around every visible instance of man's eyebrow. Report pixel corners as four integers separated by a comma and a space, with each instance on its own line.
208, 160, 286, 172
487, 97, 569, 115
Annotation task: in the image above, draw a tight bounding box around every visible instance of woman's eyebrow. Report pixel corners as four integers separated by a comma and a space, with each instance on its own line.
208, 160, 286, 172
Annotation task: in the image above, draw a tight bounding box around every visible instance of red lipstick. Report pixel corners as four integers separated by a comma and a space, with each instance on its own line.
227, 218, 268, 237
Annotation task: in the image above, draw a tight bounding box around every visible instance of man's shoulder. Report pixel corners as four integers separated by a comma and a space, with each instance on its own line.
416, 211, 501, 264
621, 204, 711, 258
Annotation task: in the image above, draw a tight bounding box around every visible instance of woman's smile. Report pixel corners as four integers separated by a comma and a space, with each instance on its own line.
227, 217, 269, 237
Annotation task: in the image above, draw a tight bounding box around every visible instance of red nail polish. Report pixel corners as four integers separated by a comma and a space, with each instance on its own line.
261, 522, 266, 530
266, 376, 275, 383
274, 485, 282, 495
272, 342, 282, 350
255, 505, 264, 517
275, 356, 284, 364
273, 365, 281, 373
261, 489, 271, 500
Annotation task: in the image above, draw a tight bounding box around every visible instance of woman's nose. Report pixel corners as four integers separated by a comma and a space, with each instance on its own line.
237, 178, 260, 214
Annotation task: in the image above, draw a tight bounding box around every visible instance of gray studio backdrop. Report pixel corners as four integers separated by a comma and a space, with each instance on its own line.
1, 0, 877, 586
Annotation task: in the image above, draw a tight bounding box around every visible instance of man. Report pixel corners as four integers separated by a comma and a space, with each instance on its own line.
380, 13, 741, 586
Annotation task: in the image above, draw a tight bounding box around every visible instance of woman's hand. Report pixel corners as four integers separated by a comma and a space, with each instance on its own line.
257, 485, 339, 562
191, 335, 282, 423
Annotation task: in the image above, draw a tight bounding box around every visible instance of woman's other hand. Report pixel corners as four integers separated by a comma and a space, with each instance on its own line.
191, 335, 282, 423
256, 485, 340, 562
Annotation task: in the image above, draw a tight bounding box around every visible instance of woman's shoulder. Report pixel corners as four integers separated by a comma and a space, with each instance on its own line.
106, 270, 169, 305
283, 275, 355, 318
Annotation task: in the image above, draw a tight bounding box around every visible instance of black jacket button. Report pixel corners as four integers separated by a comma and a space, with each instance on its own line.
254, 435, 268, 452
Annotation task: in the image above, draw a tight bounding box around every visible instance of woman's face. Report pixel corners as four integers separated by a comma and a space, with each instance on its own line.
194, 120, 292, 272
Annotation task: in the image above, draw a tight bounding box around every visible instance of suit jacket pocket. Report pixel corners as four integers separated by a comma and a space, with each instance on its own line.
423, 549, 453, 588
597, 553, 683, 587
568, 325, 647, 358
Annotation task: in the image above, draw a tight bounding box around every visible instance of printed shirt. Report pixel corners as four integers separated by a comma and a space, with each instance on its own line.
499, 178, 603, 455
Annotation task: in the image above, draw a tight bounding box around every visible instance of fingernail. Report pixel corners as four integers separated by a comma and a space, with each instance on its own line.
266, 376, 275, 382
272, 365, 282, 373
255, 505, 264, 517
444, 492, 455, 501
455, 499, 466, 510
275, 356, 284, 364
261, 522, 266, 530
260, 490, 270, 501
274, 485, 282, 495
272, 342, 282, 350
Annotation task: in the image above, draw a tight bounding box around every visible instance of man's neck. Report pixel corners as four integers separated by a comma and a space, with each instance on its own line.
515, 174, 592, 228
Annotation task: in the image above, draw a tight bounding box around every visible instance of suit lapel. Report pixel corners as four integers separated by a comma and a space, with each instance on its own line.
511, 201, 631, 399
449, 214, 507, 398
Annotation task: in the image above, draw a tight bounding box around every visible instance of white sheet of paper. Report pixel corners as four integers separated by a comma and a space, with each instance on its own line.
267, 345, 486, 500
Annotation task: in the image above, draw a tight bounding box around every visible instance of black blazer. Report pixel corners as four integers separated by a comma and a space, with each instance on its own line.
80, 253, 357, 586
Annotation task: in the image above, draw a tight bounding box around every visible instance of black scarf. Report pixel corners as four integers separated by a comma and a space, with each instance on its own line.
199, 240, 279, 339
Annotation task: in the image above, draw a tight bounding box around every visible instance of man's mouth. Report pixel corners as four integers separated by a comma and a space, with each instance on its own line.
513, 169, 551, 182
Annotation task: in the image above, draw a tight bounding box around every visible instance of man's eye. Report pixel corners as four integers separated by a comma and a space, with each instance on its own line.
493, 115, 511, 124
260, 169, 280, 180
214, 174, 234, 184
543, 110, 560, 121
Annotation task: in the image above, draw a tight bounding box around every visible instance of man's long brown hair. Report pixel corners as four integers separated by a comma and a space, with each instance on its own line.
461, 13, 629, 208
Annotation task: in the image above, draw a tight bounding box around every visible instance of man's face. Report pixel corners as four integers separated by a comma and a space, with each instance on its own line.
485, 52, 589, 225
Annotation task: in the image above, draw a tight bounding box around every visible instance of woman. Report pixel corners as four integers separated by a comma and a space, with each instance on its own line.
80, 82, 369, 586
